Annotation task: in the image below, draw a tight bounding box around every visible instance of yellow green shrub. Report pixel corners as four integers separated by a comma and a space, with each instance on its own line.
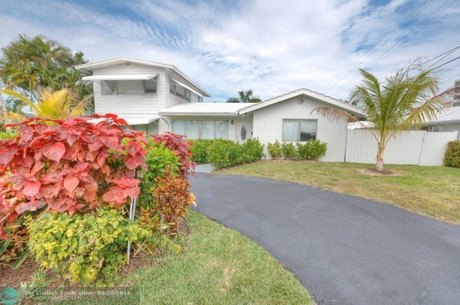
27, 208, 149, 286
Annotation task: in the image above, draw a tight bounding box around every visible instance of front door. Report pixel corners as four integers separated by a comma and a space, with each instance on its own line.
236, 122, 252, 143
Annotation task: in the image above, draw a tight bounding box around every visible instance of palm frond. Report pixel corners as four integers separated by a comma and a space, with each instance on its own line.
0, 88, 38, 112
310, 107, 359, 123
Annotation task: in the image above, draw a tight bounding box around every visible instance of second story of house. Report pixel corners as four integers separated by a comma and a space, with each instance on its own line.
76, 58, 210, 124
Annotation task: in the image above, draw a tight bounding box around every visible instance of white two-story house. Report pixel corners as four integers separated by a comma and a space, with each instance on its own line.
77, 57, 363, 161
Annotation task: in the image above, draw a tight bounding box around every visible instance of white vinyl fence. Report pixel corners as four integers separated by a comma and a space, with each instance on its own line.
345, 130, 458, 166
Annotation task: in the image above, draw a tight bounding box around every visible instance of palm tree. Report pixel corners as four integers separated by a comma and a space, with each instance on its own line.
0, 35, 92, 103
1, 88, 89, 122
226, 89, 262, 103
317, 66, 445, 172
238, 89, 262, 103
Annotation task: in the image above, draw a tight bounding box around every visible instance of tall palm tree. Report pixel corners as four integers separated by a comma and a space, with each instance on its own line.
1, 88, 89, 122
351, 67, 444, 171
316, 66, 445, 172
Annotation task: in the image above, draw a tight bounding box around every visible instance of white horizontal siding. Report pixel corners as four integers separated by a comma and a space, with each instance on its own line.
94, 95, 164, 115
92, 63, 168, 115
166, 70, 202, 107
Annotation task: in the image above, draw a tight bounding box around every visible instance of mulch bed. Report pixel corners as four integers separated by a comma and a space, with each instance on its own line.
0, 259, 38, 288
358, 168, 402, 176
0, 255, 161, 289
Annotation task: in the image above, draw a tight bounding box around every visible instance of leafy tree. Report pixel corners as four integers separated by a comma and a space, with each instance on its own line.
0, 34, 92, 115
226, 89, 262, 103
316, 66, 445, 172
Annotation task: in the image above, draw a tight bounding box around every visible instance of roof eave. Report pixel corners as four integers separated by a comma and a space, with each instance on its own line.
239, 89, 364, 117
159, 112, 239, 117
76, 57, 210, 97
425, 119, 460, 125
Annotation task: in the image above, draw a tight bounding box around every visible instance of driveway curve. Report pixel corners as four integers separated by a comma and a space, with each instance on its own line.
191, 173, 460, 305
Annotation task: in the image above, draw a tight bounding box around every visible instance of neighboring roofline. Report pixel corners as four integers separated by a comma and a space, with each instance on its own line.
75, 57, 210, 97
425, 119, 460, 125
238, 88, 364, 116
158, 111, 241, 117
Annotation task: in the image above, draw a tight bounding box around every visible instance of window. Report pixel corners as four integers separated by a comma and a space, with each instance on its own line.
282, 119, 317, 142
170, 80, 192, 101
200, 121, 214, 139
143, 79, 157, 93
172, 120, 229, 139
215, 121, 229, 139
101, 79, 157, 95
117, 80, 144, 95
101, 81, 116, 95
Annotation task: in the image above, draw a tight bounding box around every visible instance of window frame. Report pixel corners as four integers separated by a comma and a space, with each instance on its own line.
282, 119, 318, 142
171, 120, 229, 139
169, 80, 191, 102
100, 78, 157, 96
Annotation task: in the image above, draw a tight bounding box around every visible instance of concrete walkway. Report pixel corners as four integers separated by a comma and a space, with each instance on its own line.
191, 173, 460, 305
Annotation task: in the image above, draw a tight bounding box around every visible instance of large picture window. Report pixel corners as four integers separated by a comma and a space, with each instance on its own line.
282, 119, 317, 142
172, 120, 229, 139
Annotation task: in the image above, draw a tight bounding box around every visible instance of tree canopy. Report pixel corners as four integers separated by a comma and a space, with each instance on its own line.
226, 89, 262, 103
0, 34, 92, 115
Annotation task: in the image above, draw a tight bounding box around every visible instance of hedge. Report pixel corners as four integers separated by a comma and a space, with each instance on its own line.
267, 139, 327, 160
444, 140, 460, 168
194, 138, 263, 169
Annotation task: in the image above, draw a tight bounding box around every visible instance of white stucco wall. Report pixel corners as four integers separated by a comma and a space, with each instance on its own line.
251, 96, 348, 162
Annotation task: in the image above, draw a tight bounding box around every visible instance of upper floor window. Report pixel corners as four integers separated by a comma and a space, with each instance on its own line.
101, 79, 157, 95
170, 80, 191, 101
282, 119, 317, 142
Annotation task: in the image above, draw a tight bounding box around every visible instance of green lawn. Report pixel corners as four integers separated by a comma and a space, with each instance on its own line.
219, 160, 460, 224
56, 211, 312, 305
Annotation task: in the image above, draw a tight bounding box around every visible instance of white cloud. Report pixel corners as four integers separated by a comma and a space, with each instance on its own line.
0, 0, 459, 101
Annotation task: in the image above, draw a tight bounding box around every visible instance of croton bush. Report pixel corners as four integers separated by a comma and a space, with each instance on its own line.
0, 116, 197, 285
152, 132, 195, 178
0, 114, 146, 239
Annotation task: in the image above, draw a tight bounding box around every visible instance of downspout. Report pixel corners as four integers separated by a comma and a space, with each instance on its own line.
161, 117, 171, 132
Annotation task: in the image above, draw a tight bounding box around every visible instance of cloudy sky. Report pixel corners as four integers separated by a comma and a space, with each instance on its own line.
1, 0, 459, 101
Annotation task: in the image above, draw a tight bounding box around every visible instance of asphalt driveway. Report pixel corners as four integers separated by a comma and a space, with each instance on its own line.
191, 173, 460, 305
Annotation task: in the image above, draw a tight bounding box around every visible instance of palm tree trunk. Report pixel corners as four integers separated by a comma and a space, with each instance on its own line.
376, 142, 385, 172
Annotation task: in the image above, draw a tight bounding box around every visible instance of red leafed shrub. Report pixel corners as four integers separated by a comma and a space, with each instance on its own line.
152, 132, 195, 178
152, 168, 196, 232
0, 114, 147, 239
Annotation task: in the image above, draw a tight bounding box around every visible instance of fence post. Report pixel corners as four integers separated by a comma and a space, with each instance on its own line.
417, 131, 427, 166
